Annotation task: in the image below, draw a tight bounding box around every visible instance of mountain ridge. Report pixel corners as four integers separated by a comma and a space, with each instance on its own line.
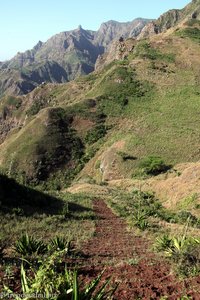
138, 0, 200, 38
1, 0, 200, 188
0, 18, 150, 98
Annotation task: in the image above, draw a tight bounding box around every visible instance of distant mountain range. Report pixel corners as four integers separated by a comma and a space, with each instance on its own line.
0, 18, 150, 97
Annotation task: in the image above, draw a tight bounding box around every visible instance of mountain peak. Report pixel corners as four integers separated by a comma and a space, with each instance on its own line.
0, 18, 151, 96
76, 25, 83, 31
33, 40, 43, 51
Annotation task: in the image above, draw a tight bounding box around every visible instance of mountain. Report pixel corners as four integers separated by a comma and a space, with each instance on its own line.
138, 0, 200, 38
1, 0, 200, 196
94, 19, 150, 47
0, 19, 150, 98
2, 2, 200, 296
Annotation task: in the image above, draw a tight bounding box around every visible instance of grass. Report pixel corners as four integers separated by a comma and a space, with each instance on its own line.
3, 251, 116, 300
2, 29, 200, 188
2, 34, 200, 186
0, 107, 84, 185
86, 64, 154, 117
0, 211, 94, 253
106, 187, 200, 277
0, 179, 95, 252
109, 83, 200, 179
154, 230, 200, 277
175, 27, 200, 43
176, 193, 199, 210
106, 188, 200, 233
131, 40, 176, 63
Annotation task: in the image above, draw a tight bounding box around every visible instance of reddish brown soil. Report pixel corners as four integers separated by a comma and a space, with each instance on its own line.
72, 199, 200, 300
1, 200, 200, 299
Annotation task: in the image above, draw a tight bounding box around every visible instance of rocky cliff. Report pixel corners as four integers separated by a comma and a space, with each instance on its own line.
138, 0, 200, 39
0, 19, 150, 97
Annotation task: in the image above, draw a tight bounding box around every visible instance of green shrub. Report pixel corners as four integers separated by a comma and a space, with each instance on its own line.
177, 211, 198, 226
178, 243, 200, 277
6, 96, 22, 108
95, 160, 101, 169
85, 124, 107, 144
157, 209, 178, 223
27, 101, 43, 116
139, 156, 171, 176
133, 41, 175, 62
14, 233, 48, 256
175, 27, 200, 43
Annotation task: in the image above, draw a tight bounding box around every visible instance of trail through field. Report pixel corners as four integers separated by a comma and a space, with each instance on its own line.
74, 199, 200, 299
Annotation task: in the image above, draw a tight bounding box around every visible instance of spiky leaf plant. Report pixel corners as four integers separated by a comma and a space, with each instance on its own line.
50, 236, 72, 253
4, 251, 117, 299
14, 233, 48, 256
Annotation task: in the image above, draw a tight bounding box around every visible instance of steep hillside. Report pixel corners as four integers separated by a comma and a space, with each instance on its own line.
2, 2, 200, 297
0, 19, 150, 97
1, 0, 200, 191
138, 0, 200, 38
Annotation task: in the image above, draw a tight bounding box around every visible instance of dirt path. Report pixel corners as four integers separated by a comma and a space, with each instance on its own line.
74, 199, 200, 299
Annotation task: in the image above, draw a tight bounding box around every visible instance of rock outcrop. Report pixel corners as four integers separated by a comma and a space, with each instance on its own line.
0, 19, 150, 97
138, 0, 200, 39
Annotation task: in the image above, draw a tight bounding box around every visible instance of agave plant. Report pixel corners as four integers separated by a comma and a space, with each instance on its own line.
164, 236, 186, 259
165, 236, 200, 258
4, 251, 117, 300
50, 236, 71, 253
72, 270, 117, 300
132, 210, 149, 230
14, 233, 48, 256
154, 234, 172, 252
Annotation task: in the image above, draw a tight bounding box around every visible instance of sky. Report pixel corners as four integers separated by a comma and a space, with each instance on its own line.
0, 0, 190, 61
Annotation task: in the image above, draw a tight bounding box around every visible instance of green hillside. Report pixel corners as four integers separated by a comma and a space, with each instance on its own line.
1, 19, 200, 188
2, 1, 200, 298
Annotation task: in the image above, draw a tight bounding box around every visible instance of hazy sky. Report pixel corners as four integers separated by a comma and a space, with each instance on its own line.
0, 0, 190, 61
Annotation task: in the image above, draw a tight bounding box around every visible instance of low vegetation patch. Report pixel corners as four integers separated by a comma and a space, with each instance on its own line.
0, 178, 95, 252
5, 96, 22, 109
90, 65, 154, 117
138, 155, 171, 176
155, 232, 200, 277
132, 156, 171, 178
132, 41, 175, 62
0, 185, 99, 295
4, 251, 116, 300
107, 189, 200, 232
85, 124, 107, 144
175, 27, 200, 43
